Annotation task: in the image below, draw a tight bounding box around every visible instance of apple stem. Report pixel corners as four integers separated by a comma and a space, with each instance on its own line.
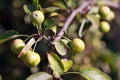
33, 36, 43, 51
24, 34, 38, 43
37, 24, 42, 34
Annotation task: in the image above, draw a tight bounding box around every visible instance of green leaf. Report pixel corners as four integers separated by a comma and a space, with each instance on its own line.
44, 7, 61, 12
23, 5, 32, 15
47, 52, 64, 78
33, 0, 39, 7
86, 14, 100, 28
89, 7, 99, 14
32, 0, 42, 11
60, 39, 70, 45
52, 1, 67, 9
54, 41, 67, 56
50, 26, 57, 34
43, 17, 57, 30
61, 59, 73, 72
23, 4, 37, 15
60, 38, 71, 49
65, 0, 77, 8
26, 72, 53, 80
0, 30, 19, 44
80, 67, 112, 80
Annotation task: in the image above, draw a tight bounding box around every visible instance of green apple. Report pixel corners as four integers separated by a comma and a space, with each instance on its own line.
95, 14, 101, 20
31, 10, 44, 25
105, 11, 115, 21
11, 39, 25, 54
70, 38, 85, 53
22, 50, 41, 67
99, 5, 111, 18
99, 21, 111, 33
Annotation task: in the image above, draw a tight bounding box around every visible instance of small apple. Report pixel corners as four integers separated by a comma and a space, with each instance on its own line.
22, 50, 41, 67
99, 21, 111, 33
105, 11, 115, 21
95, 14, 101, 20
70, 38, 85, 53
99, 5, 111, 18
31, 10, 44, 25
11, 39, 25, 54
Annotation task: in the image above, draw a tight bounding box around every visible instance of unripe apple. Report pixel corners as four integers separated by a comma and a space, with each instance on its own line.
22, 50, 41, 67
95, 14, 101, 20
70, 38, 85, 53
105, 11, 115, 21
99, 5, 111, 18
11, 39, 25, 54
31, 10, 44, 24
99, 21, 111, 33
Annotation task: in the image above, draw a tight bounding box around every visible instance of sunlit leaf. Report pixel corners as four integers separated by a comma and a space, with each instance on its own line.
23, 5, 32, 15
80, 67, 111, 80
86, 14, 100, 28
65, 0, 77, 8
54, 41, 67, 56
0, 30, 19, 44
26, 72, 53, 80
61, 59, 73, 72
50, 26, 57, 34
47, 52, 64, 78
33, 0, 39, 7
60, 39, 71, 49
44, 7, 61, 12
60, 39, 70, 45
52, 1, 67, 9
18, 38, 35, 58
23, 4, 36, 15
89, 6, 99, 14
32, 0, 43, 11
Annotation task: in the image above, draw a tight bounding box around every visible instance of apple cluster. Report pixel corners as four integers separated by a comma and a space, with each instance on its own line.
11, 39, 41, 67
99, 5, 115, 33
10, 10, 44, 67
9, 6, 115, 67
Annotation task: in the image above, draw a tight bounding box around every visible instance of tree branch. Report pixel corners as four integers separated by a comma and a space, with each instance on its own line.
104, 0, 120, 10
52, 1, 92, 43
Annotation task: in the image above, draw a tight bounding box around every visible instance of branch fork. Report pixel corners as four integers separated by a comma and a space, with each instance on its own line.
52, 1, 92, 44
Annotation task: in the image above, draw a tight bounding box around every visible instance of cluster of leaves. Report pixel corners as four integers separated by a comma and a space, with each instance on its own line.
0, 0, 119, 80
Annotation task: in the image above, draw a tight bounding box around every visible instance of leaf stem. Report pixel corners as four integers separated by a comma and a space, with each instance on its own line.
24, 34, 38, 43
62, 36, 71, 42
33, 36, 43, 51
62, 72, 82, 75
11, 34, 29, 39
36, 24, 42, 34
